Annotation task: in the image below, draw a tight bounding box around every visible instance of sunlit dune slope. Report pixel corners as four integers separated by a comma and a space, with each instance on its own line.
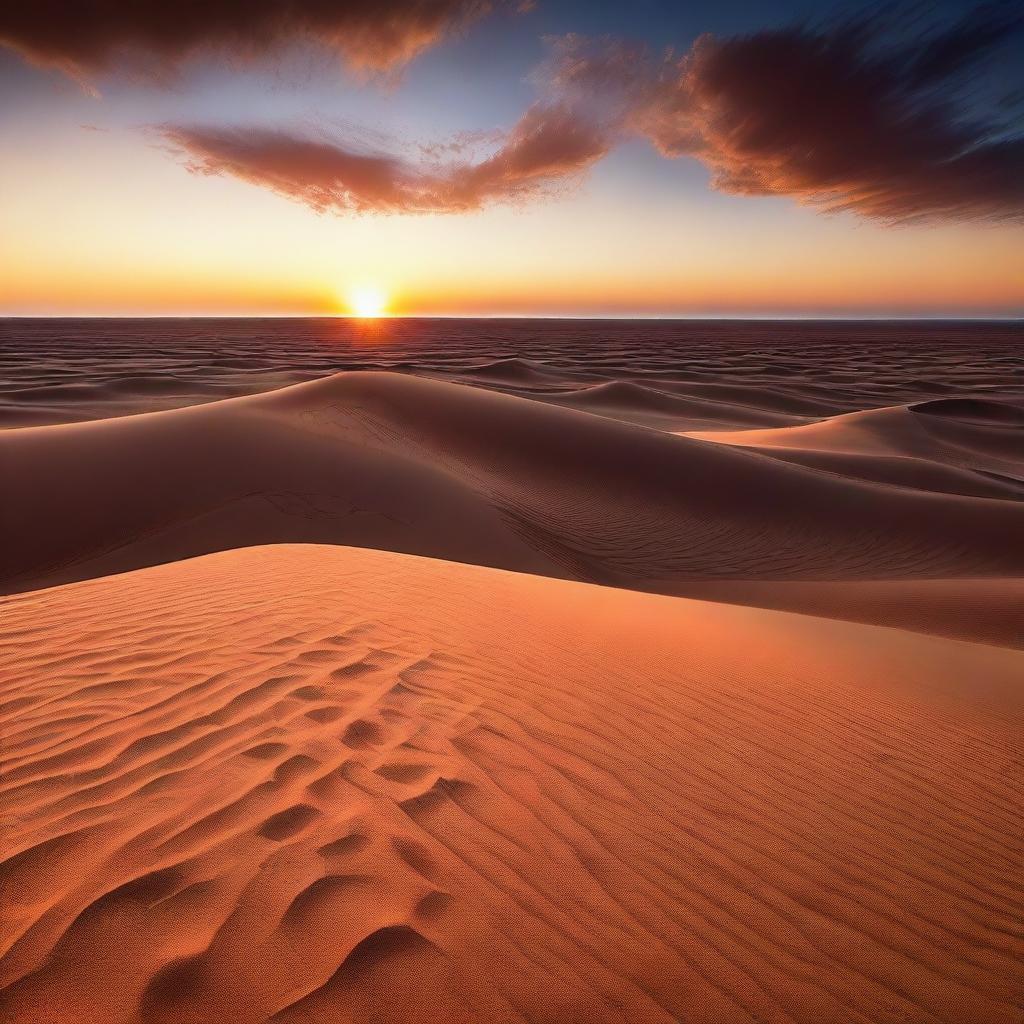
688, 400, 1024, 472
1, 545, 1021, 1024
3, 372, 1024, 602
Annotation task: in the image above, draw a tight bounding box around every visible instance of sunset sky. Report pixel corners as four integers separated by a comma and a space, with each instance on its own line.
1, 0, 1022, 317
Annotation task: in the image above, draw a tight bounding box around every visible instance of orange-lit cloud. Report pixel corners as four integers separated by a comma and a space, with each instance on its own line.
164, 7, 1023, 223
0, 0, 514, 78
163, 104, 610, 214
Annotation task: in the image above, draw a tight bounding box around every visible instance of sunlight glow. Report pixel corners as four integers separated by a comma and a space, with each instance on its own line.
346, 284, 388, 318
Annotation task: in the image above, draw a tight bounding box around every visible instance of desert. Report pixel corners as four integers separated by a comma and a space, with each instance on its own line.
1, 319, 1022, 1023
3, 0, 1023, 1017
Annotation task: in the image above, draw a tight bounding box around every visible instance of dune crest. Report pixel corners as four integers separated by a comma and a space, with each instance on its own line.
1, 544, 1022, 1024
3, 371, 1024, 606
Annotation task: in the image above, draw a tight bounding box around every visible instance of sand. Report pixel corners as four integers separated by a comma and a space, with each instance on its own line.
2, 545, 1022, 1024
3, 372, 1023, 587
1, 319, 1021, 428
1, 320, 1022, 1022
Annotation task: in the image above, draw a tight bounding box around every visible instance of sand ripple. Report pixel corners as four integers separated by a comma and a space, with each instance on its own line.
1, 546, 1022, 1023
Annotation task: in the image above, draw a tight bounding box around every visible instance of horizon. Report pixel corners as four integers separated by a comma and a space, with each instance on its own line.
4, 313, 1023, 322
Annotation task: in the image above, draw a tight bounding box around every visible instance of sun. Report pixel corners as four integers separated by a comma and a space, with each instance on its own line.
346, 284, 388, 318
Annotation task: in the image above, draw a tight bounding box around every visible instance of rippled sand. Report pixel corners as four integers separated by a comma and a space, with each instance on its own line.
1, 319, 1022, 1022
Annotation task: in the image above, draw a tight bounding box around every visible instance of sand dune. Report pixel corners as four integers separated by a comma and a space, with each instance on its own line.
689, 400, 1024, 471
668, 577, 1024, 649
4, 371, 1024, 605
531, 379, 807, 431
686, 398, 1024, 502
3, 319, 1021, 428
2, 320, 1022, 1023
1, 544, 1022, 1024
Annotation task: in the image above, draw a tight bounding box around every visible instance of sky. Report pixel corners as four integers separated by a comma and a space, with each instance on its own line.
1, 0, 1022, 318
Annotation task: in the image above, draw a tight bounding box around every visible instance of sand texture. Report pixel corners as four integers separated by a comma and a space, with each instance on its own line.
1, 320, 1022, 1022
2, 545, 1023, 1024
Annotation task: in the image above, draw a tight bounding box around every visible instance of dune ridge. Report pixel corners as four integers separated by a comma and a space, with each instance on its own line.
2, 318, 1020, 427
1, 544, 1022, 1024
3, 371, 1023, 608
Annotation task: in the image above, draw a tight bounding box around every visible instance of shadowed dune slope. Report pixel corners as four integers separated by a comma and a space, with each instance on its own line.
0, 544, 1022, 1024
3, 371, 1024, 600
528, 379, 808, 432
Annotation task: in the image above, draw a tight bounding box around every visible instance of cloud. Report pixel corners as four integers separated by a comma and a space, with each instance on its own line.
0, 0, 514, 79
164, 127, 429, 212
670, 11, 1024, 222
547, 8, 1024, 223
163, 105, 610, 214
160, 4, 1024, 223
445, 103, 611, 207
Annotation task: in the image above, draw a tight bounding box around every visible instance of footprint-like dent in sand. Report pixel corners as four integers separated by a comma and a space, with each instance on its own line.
290, 685, 327, 701
304, 705, 346, 723
272, 926, 449, 1024
391, 836, 440, 881
343, 718, 387, 748
272, 754, 320, 782
375, 761, 433, 784
258, 804, 321, 841
319, 832, 371, 858
281, 874, 376, 927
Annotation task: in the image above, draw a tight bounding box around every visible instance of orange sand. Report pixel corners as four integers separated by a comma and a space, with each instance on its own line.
1, 545, 1022, 1023
2, 331, 1023, 1023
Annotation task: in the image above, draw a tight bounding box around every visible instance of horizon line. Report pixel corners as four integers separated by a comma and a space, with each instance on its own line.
2, 314, 1022, 323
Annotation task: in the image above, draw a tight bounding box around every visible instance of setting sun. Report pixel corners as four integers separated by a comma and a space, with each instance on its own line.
346, 284, 388, 318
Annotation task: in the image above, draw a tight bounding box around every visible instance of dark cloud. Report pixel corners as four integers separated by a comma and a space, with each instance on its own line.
671, 10, 1024, 222
163, 105, 609, 214
549, 7, 1024, 223
157, 4, 1024, 223
0, 0, 513, 79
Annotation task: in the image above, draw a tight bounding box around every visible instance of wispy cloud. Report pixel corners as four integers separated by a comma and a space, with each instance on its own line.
162, 104, 610, 214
